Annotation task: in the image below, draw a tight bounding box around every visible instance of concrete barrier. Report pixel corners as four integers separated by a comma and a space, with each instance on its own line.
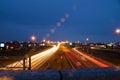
0, 67, 120, 80
61, 67, 120, 80
0, 70, 60, 80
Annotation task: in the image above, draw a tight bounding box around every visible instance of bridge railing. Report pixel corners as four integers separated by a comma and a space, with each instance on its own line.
0, 67, 120, 80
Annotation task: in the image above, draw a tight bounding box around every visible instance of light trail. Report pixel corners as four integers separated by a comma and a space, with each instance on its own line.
62, 46, 97, 68
73, 48, 110, 67
31, 43, 60, 69
6, 43, 61, 70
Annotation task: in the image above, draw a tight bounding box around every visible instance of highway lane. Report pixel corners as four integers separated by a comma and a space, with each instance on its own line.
6, 43, 61, 70
62, 46, 99, 68
37, 44, 73, 70
36, 45, 101, 70
5, 43, 110, 70
31, 44, 60, 69
73, 47, 110, 67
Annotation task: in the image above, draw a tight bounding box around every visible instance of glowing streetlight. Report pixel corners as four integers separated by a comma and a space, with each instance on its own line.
31, 35, 36, 41
43, 39, 46, 42
86, 38, 89, 41
115, 28, 120, 35
86, 37, 89, 44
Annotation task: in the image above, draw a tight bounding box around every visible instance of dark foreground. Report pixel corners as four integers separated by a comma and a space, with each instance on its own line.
0, 67, 120, 80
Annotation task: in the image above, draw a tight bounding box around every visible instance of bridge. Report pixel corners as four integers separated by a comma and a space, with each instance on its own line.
0, 67, 120, 80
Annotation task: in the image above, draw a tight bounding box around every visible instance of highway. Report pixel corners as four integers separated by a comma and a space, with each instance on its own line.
62, 46, 99, 68
5, 43, 111, 70
38, 44, 73, 70
6, 43, 61, 70
73, 47, 110, 67
31, 44, 60, 69
38, 44, 105, 70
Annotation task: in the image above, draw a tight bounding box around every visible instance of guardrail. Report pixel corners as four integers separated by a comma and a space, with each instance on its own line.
0, 67, 120, 80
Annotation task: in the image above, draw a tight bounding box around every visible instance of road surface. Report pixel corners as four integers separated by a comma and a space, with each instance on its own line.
38, 44, 103, 70
73, 47, 110, 67
4, 43, 110, 70
63, 46, 99, 68
5, 43, 60, 70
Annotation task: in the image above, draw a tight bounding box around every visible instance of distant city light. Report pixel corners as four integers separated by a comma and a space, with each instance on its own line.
86, 38, 89, 41
69, 42, 72, 45
43, 39, 46, 42
31, 35, 36, 41
115, 28, 120, 35
42, 43, 45, 46
66, 41, 69, 43
6, 45, 9, 49
0, 43, 5, 47
47, 40, 50, 43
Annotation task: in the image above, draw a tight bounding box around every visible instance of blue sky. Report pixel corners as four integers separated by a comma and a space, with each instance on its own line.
0, 0, 120, 42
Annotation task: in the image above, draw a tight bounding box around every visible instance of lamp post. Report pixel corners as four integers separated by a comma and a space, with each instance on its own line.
86, 37, 89, 44
115, 28, 120, 36
115, 28, 120, 43
31, 35, 36, 42
30, 35, 37, 47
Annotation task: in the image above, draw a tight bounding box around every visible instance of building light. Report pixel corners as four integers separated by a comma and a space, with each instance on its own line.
0, 43, 5, 47
6, 45, 9, 49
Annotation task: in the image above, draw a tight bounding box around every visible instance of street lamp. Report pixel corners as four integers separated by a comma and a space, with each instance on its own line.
115, 28, 120, 35
115, 28, 120, 42
85, 37, 89, 45
31, 35, 36, 41
42, 39, 46, 42
86, 38, 89, 41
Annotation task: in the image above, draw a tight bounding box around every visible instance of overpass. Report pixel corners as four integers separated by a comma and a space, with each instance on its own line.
0, 67, 120, 80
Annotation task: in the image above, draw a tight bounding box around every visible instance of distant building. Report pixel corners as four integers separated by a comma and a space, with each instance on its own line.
113, 41, 120, 49
0, 42, 5, 50
89, 43, 106, 49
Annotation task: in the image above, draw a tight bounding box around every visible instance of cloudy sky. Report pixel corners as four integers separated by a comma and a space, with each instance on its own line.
0, 0, 120, 42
